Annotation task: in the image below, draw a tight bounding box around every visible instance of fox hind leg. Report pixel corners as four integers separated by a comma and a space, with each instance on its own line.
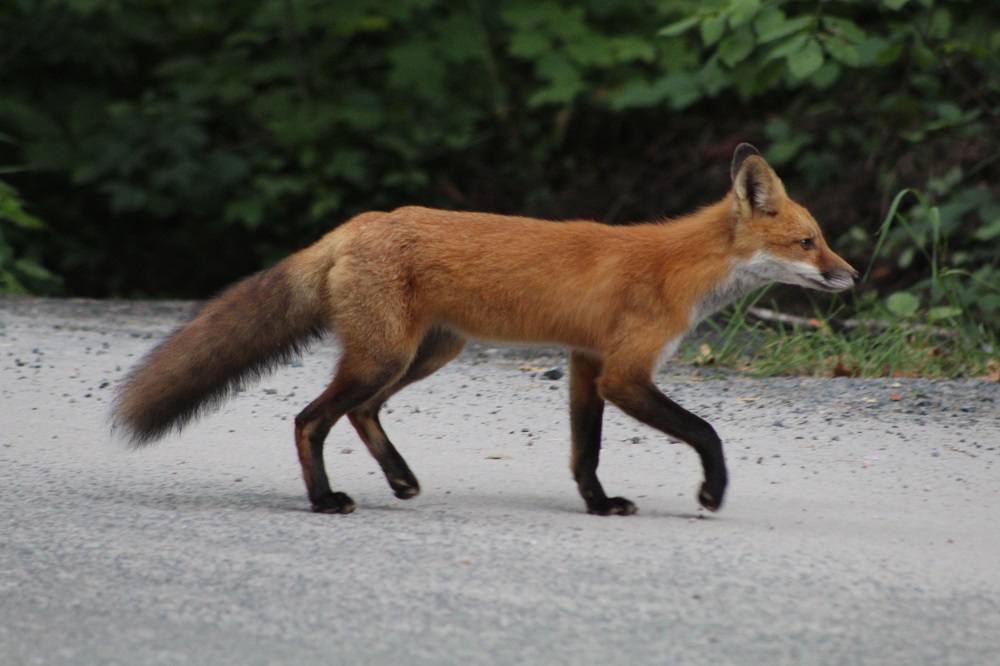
295, 356, 409, 514
349, 328, 466, 500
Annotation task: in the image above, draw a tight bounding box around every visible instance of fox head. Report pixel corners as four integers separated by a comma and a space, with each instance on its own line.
728, 144, 859, 292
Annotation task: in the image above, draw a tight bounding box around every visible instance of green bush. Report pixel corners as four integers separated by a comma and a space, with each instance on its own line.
0, 166, 59, 294
647, 0, 1000, 337
0, 0, 997, 340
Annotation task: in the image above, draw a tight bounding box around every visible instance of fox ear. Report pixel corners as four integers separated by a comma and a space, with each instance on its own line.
730, 143, 760, 182
731, 144, 786, 214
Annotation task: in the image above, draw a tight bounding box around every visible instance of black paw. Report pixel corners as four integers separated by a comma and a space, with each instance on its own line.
587, 496, 638, 516
698, 482, 725, 512
390, 476, 421, 500
311, 491, 356, 514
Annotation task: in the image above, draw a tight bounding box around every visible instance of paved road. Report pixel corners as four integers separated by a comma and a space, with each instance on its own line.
2, 298, 999, 665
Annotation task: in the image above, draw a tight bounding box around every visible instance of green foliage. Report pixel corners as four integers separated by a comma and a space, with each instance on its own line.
861, 186, 1000, 340
0, 168, 60, 294
685, 289, 995, 379
648, 0, 1000, 338
748, 317, 994, 379
0, 0, 998, 351
1, 0, 509, 295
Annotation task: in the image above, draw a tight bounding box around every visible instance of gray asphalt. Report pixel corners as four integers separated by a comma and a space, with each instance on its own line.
2, 297, 999, 665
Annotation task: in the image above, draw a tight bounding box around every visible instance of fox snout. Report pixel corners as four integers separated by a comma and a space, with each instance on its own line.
819, 265, 861, 292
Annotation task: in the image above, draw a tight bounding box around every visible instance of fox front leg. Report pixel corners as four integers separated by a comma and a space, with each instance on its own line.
569, 351, 638, 515
597, 367, 728, 512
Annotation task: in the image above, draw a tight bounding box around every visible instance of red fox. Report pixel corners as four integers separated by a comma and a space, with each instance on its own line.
112, 144, 858, 516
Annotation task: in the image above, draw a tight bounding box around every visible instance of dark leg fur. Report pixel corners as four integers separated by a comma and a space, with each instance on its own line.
599, 376, 727, 511
295, 363, 406, 513
569, 352, 637, 516
348, 410, 421, 499
348, 329, 466, 500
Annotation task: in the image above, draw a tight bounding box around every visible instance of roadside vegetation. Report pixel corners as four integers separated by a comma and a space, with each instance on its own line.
1, 0, 997, 377
683, 296, 997, 379
685, 188, 998, 379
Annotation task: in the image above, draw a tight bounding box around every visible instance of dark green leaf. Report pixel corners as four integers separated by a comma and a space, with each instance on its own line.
719, 25, 755, 67
886, 292, 920, 317
658, 16, 700, 38
786, 38, 824, 81
701, 14, 727, 47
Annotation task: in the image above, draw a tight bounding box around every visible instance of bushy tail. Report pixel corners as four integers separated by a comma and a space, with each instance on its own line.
111, 257, 328, 445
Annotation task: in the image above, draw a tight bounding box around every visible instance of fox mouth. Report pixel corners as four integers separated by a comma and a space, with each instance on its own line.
807, 277, 839, 291
807, 275, 854, 292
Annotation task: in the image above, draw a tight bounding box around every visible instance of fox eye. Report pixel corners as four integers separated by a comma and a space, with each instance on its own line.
799, 238, 815, 250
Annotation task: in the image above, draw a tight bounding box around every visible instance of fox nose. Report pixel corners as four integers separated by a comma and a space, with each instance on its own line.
852, 271, 861, 285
